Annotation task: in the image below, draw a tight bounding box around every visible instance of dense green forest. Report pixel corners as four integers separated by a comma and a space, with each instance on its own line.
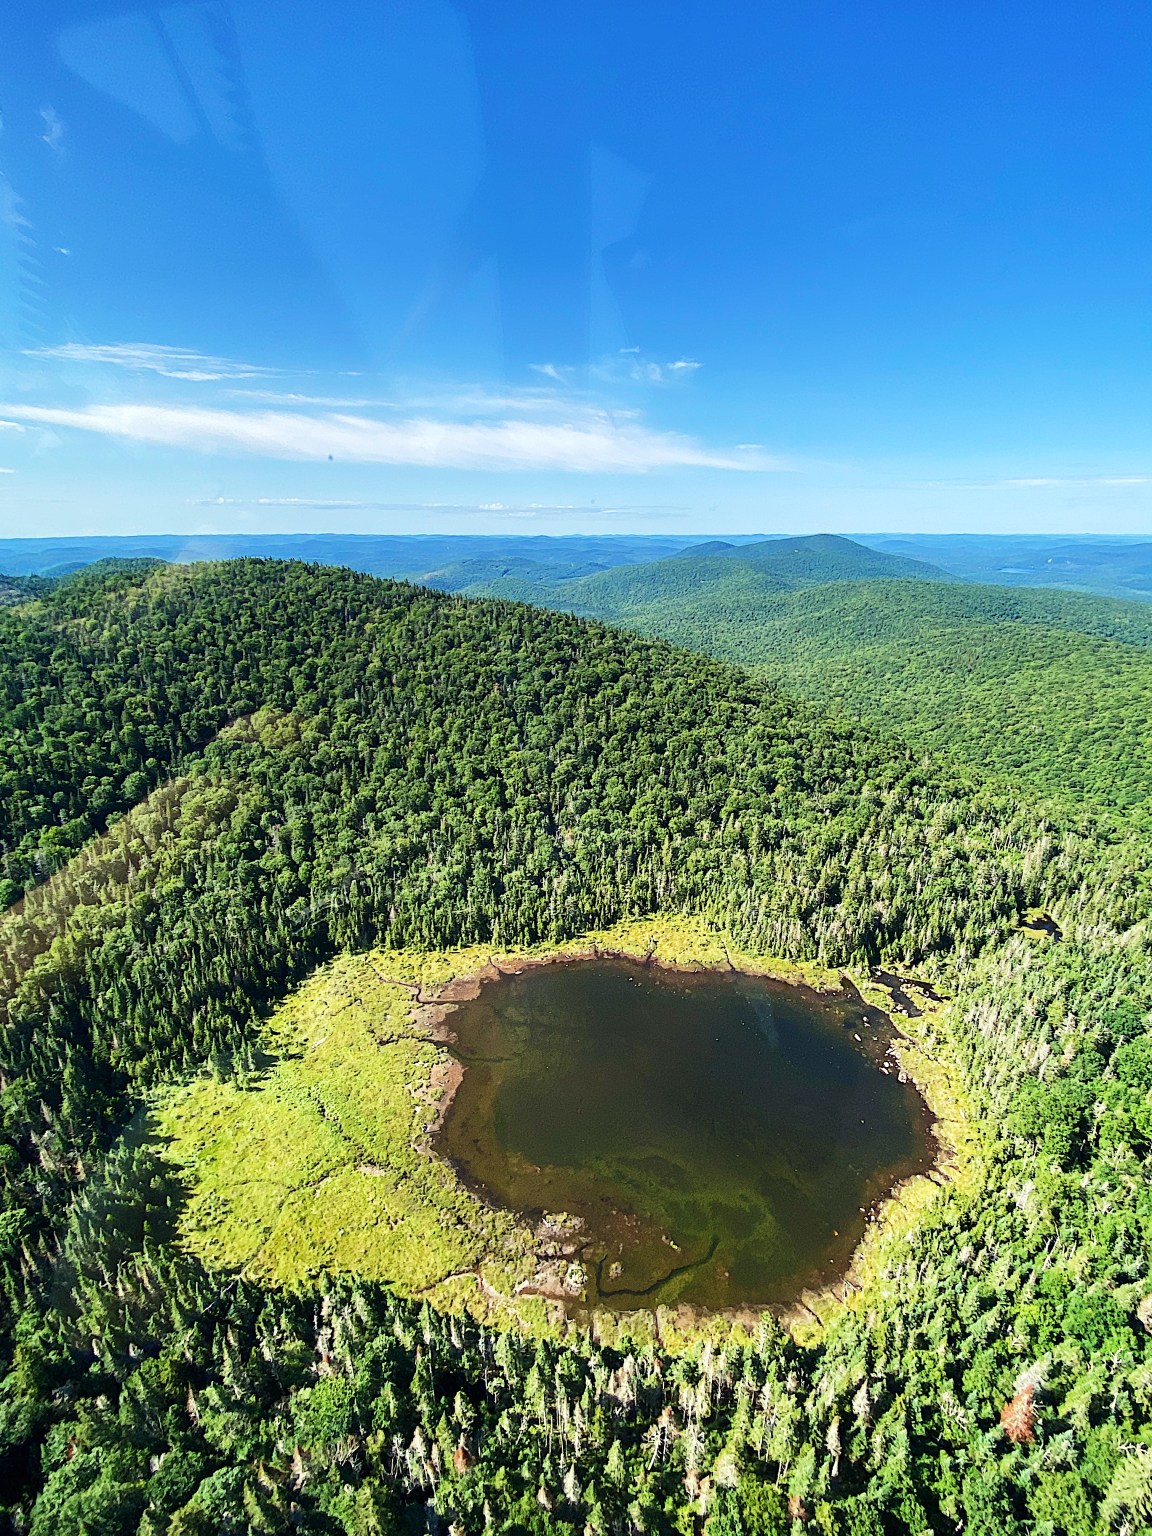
3, 558, 1152, 1533
0, 576, 44, 610
456, 536, 1152, 817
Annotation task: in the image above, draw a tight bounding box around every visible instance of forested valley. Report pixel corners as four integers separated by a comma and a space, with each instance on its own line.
3, 558, 1152, 1534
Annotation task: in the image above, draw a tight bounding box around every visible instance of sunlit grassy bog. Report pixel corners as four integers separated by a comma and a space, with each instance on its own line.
156, 915, 960, 1333
155, 950, 535, 1304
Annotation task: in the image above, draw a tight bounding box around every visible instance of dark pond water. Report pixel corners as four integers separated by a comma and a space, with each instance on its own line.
437, 959, 936, 1311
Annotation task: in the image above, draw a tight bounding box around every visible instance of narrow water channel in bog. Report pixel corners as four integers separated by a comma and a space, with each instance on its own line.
436, 959, 935, 1310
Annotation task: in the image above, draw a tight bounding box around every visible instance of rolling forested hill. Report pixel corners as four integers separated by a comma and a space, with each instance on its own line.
707, 580, 1152, 815
462, 536, 1152, 817
445, 533, 953, 611
4, 558, 1152, 1534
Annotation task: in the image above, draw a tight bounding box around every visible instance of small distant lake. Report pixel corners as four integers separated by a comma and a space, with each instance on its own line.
437, 958, 936, 1311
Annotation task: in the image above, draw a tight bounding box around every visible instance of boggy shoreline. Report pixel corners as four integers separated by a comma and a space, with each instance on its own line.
390, 925, 958, 1335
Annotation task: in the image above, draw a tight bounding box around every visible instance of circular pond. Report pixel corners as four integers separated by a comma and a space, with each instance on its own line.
437, 958, 936, 1311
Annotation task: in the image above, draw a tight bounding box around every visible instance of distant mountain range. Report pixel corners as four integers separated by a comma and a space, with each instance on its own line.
434, 533, 953, 613
0, 532, 721, 582
855, 533, 1152, 600
6, 529, 1152, 601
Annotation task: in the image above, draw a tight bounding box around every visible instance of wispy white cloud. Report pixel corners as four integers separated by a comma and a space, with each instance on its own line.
0, 420, 26, 432
534, 350, 704, 387
919, 474, 1152, 492
176, 378, 669, 423
225, 387, 571, 415
401, 387, 642, 421
26, 342, 274, 382
0, 467, 14, 475
618, 355, 702, 385
1002, 475, 1152, 489
1, 402, 775, 473
0, 174, 29, 235
193, 497, 395, 510
23, 340, 703, 418
190, 498, 688, 515
224, 391, 386, 408
40, 106, 65, 153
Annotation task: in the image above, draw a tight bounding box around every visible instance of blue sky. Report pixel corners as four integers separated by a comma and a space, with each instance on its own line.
2, 0, 1151, 538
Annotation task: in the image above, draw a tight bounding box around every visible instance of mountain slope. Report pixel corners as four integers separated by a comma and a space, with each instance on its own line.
715, 580, 1152, 813
566, 531, 954, 605
0, 573, 44, 607
487, 553, 1152, 816
703, 532, 952, 585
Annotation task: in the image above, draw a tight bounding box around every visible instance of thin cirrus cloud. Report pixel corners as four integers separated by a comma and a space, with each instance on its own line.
39, 107, 65, 154
226, 388, 593, 416
534, 351, 703, 387
920, 474, 1152, 492
225, 391, 389, 408
1001, 475, 1152, 488
31, 342, 703, 402
25, 342, 274, 382
190, 497, 688, 516
0, 401, 775, 473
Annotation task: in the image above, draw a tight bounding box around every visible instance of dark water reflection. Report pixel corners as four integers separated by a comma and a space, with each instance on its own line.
438, 959, 935, 1310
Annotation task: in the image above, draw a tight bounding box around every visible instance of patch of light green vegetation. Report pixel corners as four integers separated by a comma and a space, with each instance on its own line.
576, 911, 845, 987
156, 951, 535, 1310
156, 915, 963, 1342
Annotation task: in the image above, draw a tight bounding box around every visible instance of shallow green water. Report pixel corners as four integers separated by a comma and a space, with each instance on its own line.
438, 959, 935, 1311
